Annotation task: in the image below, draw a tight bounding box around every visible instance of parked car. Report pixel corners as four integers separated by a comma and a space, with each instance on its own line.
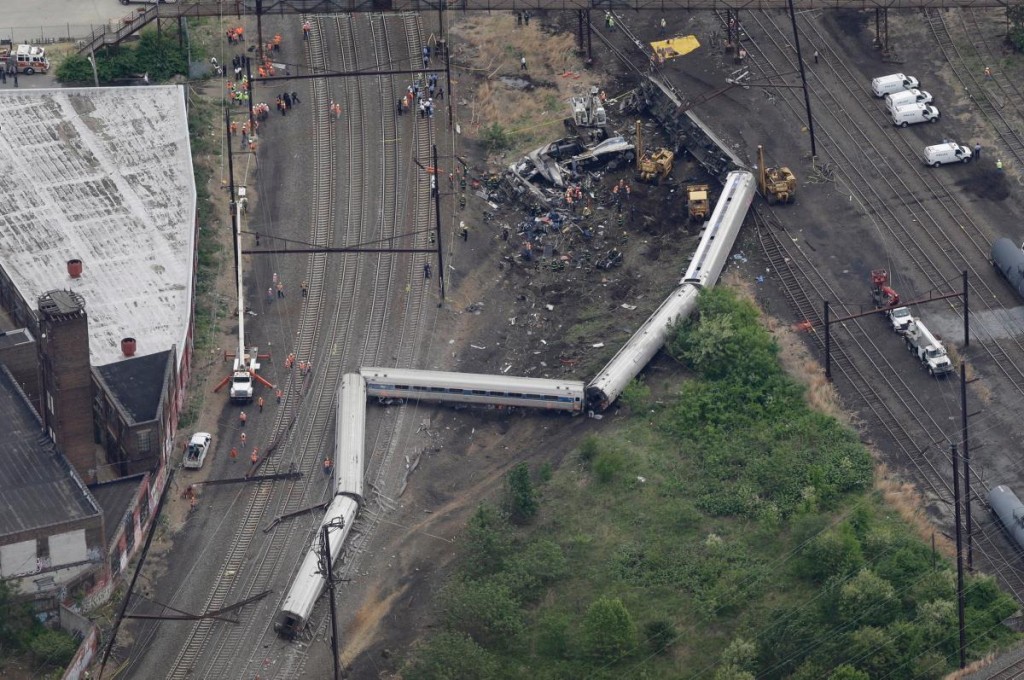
183, 432, 212, 469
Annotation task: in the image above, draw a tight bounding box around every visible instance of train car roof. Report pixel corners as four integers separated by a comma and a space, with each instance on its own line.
361, 367, 585, 393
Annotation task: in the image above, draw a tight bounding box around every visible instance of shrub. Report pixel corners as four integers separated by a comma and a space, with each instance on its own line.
27, 628, 78, 668
580, 597, 635, 663
592, 449, 624, 484
799, 523, 864, 583
838, 569, 897, 627
578, 436, 601, 463
460, 504, 514, 579
619, 379, 651, 412
505, 463, 538, 525
481, 122, 515, 152
499, 539, 568, 602
442, 578, 523, 650
643, 619, 677, 655
403, 631, 501, 680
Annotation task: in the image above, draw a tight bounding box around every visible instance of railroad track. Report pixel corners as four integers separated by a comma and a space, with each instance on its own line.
161, 16, 346, 679
291, 14, 438, 670
927, 9, 1024, 166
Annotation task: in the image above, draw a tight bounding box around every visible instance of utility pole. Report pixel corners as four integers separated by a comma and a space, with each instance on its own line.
963, 269, 970, 347
245, 56, 256, 137
786, 0, 817, 158
961, 361, 973, 570
321, 525, 340, 680
432, 144, 446, 305
823, 300, 831, 381
951, 442, 967, 669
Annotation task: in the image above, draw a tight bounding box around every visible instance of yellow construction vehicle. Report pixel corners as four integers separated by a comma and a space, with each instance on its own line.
635, 121, 674, 184
686, 184, 710, 221
757, 144, 796, 204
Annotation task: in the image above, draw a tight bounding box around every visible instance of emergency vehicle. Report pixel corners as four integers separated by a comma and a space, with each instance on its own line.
3, 45, 50, 75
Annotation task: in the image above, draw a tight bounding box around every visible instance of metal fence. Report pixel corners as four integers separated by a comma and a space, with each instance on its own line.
0, 24, 118, 45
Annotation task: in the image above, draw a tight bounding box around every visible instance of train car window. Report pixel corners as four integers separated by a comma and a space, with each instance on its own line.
472, 390, 487, 395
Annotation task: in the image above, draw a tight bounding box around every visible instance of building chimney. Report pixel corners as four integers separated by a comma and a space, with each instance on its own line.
121, 337, 137, 357
67, 259, 83, 279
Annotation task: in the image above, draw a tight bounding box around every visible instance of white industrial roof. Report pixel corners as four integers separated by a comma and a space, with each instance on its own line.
0, 86, 196, 367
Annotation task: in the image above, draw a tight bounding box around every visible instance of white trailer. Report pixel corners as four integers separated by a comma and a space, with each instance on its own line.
904, 319, 953, 376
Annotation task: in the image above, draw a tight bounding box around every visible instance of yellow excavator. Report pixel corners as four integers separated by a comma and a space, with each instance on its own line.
636, 121, 674, 184
757, 144, 796, 204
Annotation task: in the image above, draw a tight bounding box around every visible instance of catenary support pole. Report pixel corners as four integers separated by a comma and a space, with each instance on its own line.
433, 144, 446, 305
952, 442, 967, 669
322, 525, 340, 680
962, 361, 973, 570
787, 0, 817, 158
256, 0, 265, 64
586, 10, 593, 63
824, 300, 831, 381
245, 56, 256, 136
963, 269, 970, 347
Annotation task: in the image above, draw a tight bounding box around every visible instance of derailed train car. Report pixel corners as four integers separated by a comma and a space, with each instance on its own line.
989, 485, 1024, 552
274, 374, 365, 638
991, 237, 1024, 300
586, 170, 756, 411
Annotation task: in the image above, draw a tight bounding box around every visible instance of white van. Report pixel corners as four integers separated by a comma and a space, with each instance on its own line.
891, 103, 939, 127
922, 142, 972, 166
885, 89, 933, 111
871, 73, 920, 98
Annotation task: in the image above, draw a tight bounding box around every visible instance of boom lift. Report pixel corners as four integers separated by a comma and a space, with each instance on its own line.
635, 121, 674, 184
215, 186, 274, 402
757, 144, 796, 204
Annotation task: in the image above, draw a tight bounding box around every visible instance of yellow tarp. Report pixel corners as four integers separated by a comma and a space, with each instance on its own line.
649, 35, 701, 61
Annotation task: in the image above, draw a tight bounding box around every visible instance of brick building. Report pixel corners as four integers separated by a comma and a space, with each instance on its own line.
0, 86, 196, 606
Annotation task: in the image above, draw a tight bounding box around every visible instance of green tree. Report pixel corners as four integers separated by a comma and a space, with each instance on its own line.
1009, 5, 1024, 51
403, 631, 501, 680
505, 463, 538, 525
619, 379, 651, 412
720, 636, 757, 671
481, 123, 515, 152
580, 597, 635, 663
535, 611, 571, 659
643, 619, 676, 655
27, 628, 78, 668
838, 569, 897, 627
827, 665, 870, 680
713, 666, 755, 680
461, 504, 513, 579
799, 523, 864, 583
442, 578, 523, 650
500, 538, 568, 602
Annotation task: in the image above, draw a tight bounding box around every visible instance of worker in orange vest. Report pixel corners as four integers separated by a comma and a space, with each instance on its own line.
250, 448, 259, 465
230, 447, 238, 462
273, 33, 282, 51
276, 388, 283, 404
239, 410, 247, 427
257, 396, 265, 412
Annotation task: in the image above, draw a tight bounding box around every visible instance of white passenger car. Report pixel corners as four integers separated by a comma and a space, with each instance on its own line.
891, 103, 939, 127
183, 432, 212, 469
871, 73, 920, 97
922, 142, 972, 166
885, 89, 933, 111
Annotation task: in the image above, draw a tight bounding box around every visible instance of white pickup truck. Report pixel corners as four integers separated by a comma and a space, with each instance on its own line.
183, 433, 213, 469
904, 319, 953, 376
887, 306, 913, 334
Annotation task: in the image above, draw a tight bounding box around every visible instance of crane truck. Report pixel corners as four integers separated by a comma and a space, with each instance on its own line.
904, 319, 953, 376
870, 269, 912, 333
216, 186, 273, 402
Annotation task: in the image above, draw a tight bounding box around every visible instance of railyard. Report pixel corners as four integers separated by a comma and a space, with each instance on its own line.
68, 2, 1024, 679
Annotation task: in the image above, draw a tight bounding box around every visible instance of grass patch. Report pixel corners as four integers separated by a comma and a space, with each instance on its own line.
450, 14, 601, 159
402, 288, 1019, 678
